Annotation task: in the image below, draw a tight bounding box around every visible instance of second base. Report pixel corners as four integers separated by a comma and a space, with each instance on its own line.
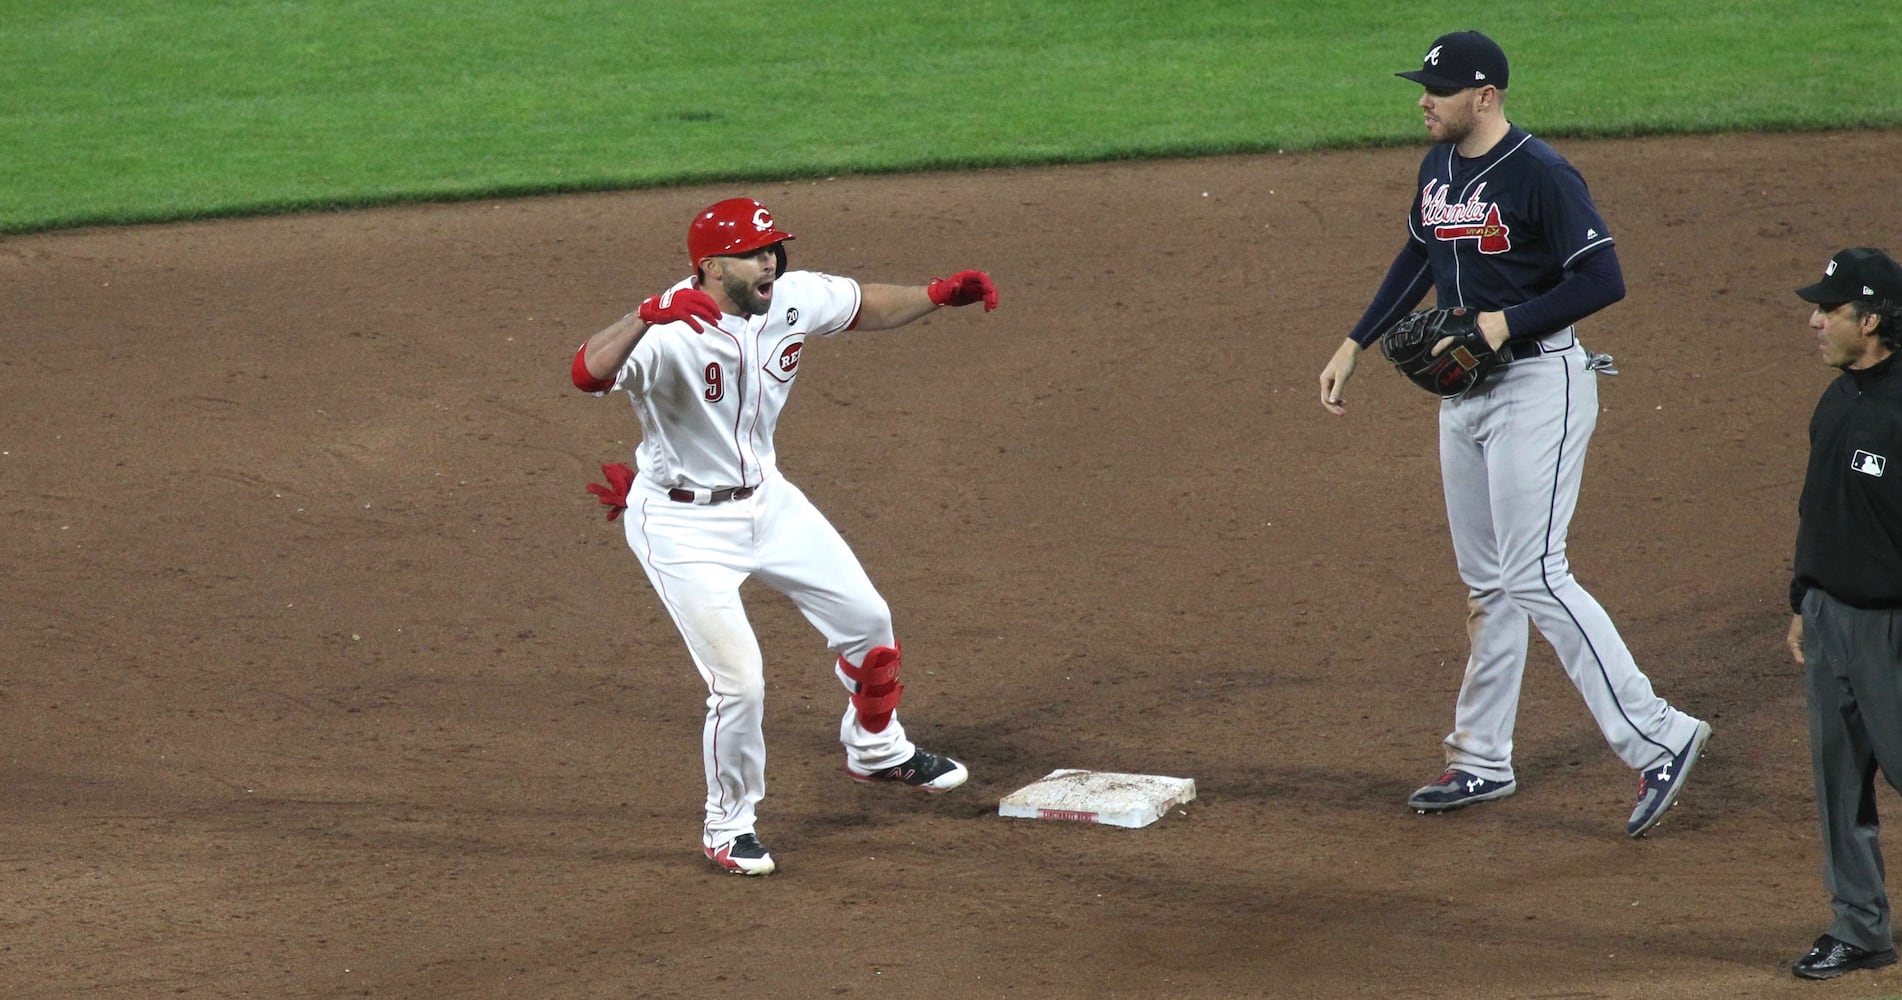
997, 769, 1196, 829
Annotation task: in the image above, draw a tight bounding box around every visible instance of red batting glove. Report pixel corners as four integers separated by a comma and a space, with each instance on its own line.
585, 462, 636, 521
637, 287, 722, 332
927, 270, 998, 312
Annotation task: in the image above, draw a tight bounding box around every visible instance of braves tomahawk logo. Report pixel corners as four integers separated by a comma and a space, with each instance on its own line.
1422, 180, 1511, 254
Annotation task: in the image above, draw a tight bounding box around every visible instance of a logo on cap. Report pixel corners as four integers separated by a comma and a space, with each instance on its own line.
1827, 261, 1839, 276
1864, 285, 1876, 295
1425, 45, 1442, 65
1474, 71, 1487, 81
1853, 451, 1886, 477
753, 208, 772, 231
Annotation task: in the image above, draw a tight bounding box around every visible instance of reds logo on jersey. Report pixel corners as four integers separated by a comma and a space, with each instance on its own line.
764, 334, 805, 383
1422, 180, 1512, 254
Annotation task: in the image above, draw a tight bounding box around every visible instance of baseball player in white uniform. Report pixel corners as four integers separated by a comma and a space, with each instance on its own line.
571, 197, 999, 876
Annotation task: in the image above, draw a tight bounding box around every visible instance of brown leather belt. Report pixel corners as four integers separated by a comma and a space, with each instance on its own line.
668, 486, 755, 504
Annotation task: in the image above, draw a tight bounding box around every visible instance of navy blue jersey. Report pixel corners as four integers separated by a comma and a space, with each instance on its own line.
1409, 124, 1613, 312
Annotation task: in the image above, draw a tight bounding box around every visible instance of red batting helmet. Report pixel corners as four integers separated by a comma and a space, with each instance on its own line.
688, 198, 795, 275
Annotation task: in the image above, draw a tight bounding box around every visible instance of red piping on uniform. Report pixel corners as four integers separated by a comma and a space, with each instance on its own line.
711, 324, 751, 489
843, 283, 865, 331
735, 317, 766, 490
639, 498, 737, 819
741, 340, 764, 488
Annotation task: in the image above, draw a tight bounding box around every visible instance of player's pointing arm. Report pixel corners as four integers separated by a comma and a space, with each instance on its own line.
853, 270, 998, 331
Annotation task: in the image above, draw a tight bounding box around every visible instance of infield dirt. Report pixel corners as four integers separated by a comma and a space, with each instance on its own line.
5, 130, 1901, 999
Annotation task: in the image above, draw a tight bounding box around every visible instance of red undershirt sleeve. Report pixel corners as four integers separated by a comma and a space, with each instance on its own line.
571, 344, 614, 393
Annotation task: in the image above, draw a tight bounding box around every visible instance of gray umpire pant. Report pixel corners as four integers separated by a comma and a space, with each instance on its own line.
1803, 586, 1902, 952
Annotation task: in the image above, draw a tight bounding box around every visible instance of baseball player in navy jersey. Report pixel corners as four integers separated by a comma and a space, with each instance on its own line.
1316, 31, 1711, 837
571, 197, 999, 875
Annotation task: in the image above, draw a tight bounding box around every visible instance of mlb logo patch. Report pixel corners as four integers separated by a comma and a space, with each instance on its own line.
1853, 451, 1886, 477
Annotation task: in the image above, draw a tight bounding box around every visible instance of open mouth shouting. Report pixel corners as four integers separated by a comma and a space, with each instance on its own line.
718, 261, 777, 317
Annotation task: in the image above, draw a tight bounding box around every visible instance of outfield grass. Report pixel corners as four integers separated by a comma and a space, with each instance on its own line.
3, 0, 1898, 233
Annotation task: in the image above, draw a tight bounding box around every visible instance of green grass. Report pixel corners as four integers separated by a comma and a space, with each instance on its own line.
3, 0, 1898, 232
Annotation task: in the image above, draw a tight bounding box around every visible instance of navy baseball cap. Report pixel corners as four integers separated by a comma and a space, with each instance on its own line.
1397, 30, 1509, 91
1795, 247, 1902, 304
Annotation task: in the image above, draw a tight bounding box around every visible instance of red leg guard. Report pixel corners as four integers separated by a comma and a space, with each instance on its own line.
839, 644, 904, 733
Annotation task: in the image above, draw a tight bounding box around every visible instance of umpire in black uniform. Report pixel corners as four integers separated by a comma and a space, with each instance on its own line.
1786, 246, 1902, 980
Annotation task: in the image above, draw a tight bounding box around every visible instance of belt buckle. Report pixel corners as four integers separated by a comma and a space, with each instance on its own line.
669, 485, 754, 504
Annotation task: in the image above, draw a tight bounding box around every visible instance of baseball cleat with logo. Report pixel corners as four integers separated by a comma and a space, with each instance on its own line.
1627, 720, 1712, 837
1407, 768, 1517, 813
847, 748, 969, 793
704, 833, 775, 876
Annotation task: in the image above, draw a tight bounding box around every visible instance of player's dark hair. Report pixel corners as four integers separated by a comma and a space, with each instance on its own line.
1850, 299, 1902, 350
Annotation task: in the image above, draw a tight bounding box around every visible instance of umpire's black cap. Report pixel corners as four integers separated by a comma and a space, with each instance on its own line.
1796, 247, 1902, 304
1397, 30, 1509, 91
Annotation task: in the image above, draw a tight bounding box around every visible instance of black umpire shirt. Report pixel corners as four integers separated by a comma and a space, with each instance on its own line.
1790, 351, 1902, 613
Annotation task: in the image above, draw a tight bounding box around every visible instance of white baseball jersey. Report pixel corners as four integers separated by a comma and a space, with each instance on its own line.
599, 270, 863, 494
591, 267, 918, 849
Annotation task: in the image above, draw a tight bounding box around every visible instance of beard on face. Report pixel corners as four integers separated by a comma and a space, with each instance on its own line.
721, 269, 770, 316
1431, 108, 1472, 145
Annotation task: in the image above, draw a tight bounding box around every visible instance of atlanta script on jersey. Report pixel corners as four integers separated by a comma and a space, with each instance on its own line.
1409, 124, 1614, 311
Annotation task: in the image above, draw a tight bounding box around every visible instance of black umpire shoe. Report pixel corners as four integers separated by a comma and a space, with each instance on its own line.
1792, 934, 1898, 980
848, 748, 969, 793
